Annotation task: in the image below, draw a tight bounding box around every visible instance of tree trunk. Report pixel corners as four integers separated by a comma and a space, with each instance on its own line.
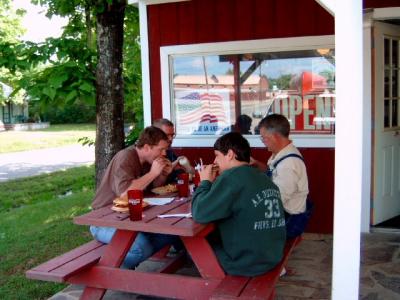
95, 0, 126, 187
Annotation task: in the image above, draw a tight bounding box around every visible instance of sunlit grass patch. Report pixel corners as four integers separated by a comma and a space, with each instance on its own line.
0, 166, 95, 299
0, 165, 95, 213
0, 124, 96, 153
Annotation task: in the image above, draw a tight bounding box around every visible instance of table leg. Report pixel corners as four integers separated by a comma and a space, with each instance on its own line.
181, 232, 225, 280
80, 230, 137, 300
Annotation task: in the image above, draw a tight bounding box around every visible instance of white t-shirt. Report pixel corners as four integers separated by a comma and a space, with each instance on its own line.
267, 143, 309, 214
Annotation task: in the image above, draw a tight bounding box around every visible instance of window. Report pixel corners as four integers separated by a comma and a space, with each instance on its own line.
160, 36, 335, 147
384, 37, 400, 129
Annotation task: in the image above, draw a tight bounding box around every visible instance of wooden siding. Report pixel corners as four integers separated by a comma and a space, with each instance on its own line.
148, 0, 334, 118
364, 0, 400, 9
147, 0, 335, 233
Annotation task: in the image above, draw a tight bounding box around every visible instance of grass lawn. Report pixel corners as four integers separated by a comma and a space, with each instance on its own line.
0, 165, 95, 299
0, 124, 96, 153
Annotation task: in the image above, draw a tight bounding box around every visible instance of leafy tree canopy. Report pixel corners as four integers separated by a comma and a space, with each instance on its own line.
0, 0, 142, 126
0, 0, 26, 43
0, 0, 27, 104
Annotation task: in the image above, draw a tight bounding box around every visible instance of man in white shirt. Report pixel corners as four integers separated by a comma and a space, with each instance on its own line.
251, 114, 312, 238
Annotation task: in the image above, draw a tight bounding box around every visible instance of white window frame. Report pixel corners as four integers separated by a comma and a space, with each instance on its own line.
159, 35, 335, 148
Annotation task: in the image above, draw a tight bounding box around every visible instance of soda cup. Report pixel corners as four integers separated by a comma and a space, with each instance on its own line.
127, 190, 143, 221
177, 173, 189, 197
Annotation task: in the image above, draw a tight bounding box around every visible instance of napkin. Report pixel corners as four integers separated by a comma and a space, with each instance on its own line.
144, 197, 175, 206
157, 213, 192, 218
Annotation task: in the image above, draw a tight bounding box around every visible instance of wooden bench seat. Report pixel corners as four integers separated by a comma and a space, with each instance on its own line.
26, 240, 106, 283
26, 241, 184, 284
211, 236, 302, 300
27, 234, 301, 299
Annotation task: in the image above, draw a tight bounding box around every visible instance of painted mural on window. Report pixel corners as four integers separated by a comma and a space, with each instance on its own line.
171, 49, 335, 135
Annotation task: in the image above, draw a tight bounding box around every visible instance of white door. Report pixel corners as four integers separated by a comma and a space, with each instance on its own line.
372, 21, 400, 225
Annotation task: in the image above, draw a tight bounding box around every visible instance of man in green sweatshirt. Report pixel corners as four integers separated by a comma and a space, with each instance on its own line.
192, 132, 286, 276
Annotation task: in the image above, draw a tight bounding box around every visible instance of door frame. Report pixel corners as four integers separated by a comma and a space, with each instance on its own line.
364, 8, 400, 230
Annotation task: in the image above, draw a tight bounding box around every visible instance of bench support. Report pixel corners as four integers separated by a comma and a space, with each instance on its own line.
211, 236, 302, 299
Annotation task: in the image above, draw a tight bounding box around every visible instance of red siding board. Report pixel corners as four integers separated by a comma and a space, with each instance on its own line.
234, 0, 254, 40
314, 4, 334, 35
215, 0, 235, 42
158, 4, 179, 46
364, 0, 400, 8
302, 148, 335, 234
195, 0, 217, 43
178, 1, 196, 44
295, 0, 317, 36
253, 0, 276, 39
147, 5, 163, 120
275, 0, 296, 38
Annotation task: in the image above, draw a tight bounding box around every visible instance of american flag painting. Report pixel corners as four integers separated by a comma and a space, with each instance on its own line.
175, 89, 230, 135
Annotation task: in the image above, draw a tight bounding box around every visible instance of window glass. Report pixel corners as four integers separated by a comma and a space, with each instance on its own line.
393, 40, 398, 68
384, 69, 390, 98
384, 38, 390, 66
392, 99, 398, 127
171, 48, 335, 136
393, 69, 398, 97
384, 99, 390, 128
383, 36, 400, 129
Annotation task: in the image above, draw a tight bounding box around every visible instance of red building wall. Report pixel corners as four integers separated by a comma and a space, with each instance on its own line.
364, 0, 400, 9
146, 0, 390, 233
148, 0, 334, 118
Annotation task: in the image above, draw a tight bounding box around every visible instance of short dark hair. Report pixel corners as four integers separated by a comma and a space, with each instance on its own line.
258, 114, 290, 137
153, 118, 174, 128
214, 132, 250, 163
235, 114, 252, 134
136, 126, 168, 148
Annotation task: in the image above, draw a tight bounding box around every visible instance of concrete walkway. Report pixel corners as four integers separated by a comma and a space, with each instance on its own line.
0, 144, 94, 182
49, 232, 400, 300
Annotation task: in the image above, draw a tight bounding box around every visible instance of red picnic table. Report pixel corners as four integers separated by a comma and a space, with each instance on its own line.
27, 195, 300, 299
70, 197, 225, 299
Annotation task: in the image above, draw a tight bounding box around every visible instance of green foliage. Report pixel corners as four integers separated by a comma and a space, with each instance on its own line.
0, 0, 27, 105
0, 166, 94, 299
319, 69, 335, 87
6, 37, 97, 105
1, 0, 143, 126
123, 6, 143, 144
125, 120, 144, 146
269, 74, 293, 90
0, 0, 26, 43
78, 136, 95, 147
29, 99, 96, 123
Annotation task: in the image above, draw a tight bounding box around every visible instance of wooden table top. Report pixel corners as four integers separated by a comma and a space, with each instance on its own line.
74, 197, 210, 237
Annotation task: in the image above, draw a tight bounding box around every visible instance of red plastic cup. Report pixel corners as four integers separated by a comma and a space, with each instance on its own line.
127, 190, 143, 221
177, 173, 189, 197
193, 171, 200, 187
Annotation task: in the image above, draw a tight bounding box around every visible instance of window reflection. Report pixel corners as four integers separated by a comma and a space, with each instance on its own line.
171, 48, 335, 136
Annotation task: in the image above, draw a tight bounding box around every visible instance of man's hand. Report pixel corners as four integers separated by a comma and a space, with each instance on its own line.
161, 159, 173, 176
199, 164, 217, 182
150, 157, 170, 177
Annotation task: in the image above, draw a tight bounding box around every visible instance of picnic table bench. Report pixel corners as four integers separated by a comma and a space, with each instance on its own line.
26, 197, 301, 299
211, 236, 302, 299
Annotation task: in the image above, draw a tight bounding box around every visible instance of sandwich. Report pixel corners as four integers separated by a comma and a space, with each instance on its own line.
111, 195, 129, 212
